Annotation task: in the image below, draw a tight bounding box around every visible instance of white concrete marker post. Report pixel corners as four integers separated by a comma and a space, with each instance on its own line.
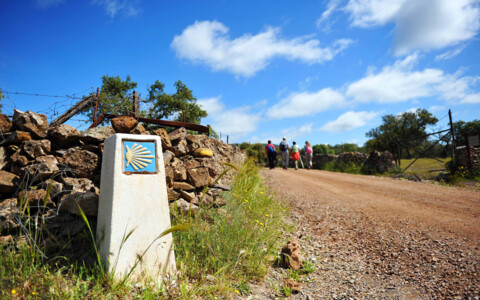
97, 134, 176, 282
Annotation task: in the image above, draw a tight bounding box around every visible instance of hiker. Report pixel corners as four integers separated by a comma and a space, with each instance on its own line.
265, 140, 277, 169
279, 137, 290, 170
291, 141, 301, 170
304, 141, 313, 170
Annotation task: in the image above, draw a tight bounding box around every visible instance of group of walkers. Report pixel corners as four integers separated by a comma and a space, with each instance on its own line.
265, 137, 313, 170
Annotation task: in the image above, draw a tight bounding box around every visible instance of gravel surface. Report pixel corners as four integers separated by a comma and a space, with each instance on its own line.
243, 169, 480, 299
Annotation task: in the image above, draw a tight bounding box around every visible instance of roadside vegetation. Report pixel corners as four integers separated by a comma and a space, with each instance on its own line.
0, 160, 290, 298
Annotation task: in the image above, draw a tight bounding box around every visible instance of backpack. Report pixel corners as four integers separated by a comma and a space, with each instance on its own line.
280, 143, 287, 152
267, 145, 275, 154
306, 146, 313, 154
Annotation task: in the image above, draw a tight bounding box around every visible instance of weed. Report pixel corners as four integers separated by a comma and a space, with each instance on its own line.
302, 259, 316, 274
282, 286, 293, 297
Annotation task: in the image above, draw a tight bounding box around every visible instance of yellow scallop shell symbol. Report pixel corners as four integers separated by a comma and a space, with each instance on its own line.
125, 143, 155, 171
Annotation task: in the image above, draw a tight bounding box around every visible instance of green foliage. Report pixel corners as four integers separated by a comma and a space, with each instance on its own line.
453, 120, 480, 146
239, 142, 268, 165
365, 108, 438, 158
282, 286, 293, 297
312, 144, 333, 154
323, 161, 363, 174
302, 259, 316, 274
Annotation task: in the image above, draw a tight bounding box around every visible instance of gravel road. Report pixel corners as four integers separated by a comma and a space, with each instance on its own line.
247, 169, 480, 299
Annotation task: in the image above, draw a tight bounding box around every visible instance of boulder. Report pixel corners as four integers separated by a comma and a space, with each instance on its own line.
62, 177, 98, 193
154, 128, 172, 150
167, 189, 180, 202
18, 189, 54, 208
0, 170, 19, 194
165, 166, 174, 188
0, 131, 32, 145
59, 192, 98, 216
280, 239, 303, 270
0, 113, 13, 133
168, 127, 187, 142
79, 126, 115, 144
22, 139, 51, 159
21, 155, 59, 179
173, 198, 198, 215
130, 123, 148, 135
111, 116, 138, 133
41, 179, 63, 199
48, 124, 80, 147
187, 167, 210, 188
12, 109, 48, 139
172, 139, 188, 157
63, 149, 99, 179
173, 181, 195, 191
0, 198, 18, 232
10, 150, 30, 167
171, 158, 187, 181
0, 146, 9, 170
179, 190, 196, 202
193, 148, 214, 158
183, 158, 201, 169
163, 150, 175, 166
283, 279, 301, 294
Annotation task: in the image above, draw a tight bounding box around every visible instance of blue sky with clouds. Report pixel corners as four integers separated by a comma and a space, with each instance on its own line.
1, 0, 479, 146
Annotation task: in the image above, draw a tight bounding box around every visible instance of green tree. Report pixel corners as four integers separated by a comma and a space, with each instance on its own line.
147, 80, 206, 124
365, 108, 438, 158
453, 120, 480, 146
312, 144, 333, 154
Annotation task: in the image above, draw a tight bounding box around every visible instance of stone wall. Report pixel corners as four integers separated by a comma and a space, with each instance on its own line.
0, 111, 245, 240
310, 151, 395, 174
456, 146, 480, 170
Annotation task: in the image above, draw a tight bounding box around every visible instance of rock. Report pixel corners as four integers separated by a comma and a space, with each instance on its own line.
363, 151, 395, 174
22, 139, 51, 159
212, 183, 231, 191
168, 189, 180, 201
184, 158, 201, 169
0, 131, 32, 145
163, 150, 175, 166
0, 235, 13, 246
165, 166, 174, 188
168, 127, 187, 142
0, 198, 18, 233
63, 149, 99, 179
284, 278, 301, 293
59, 191, 98, 216
280, 239, 303, 270
10, 150, 30, 167
0, 113, 13, 133
173, 181, 195, 191
18, 189, 54, 207
62, 177, 99, 194
21, 155, 59, 180
154, 128, 172, 150
48, 124, 80, 147
0, 170, 19, 194
172, 158, 187, 181
213, 197, 227, 208
187, 167, 210, 188
173, 198, 198, 215
179, 190, 196, 202
199, 192, 214, 206
130, 123, 148, 135
79, 126, 115, 144
41, 179, 63, 199
0, 146, 9, 170
193, 148, 214, 158
12, 109, 48, 139
111, 116, 138, 133
173, 139, 188, 156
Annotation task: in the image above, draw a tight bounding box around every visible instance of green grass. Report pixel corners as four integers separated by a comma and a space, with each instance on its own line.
399, 157, 450, 173
0, 159, 290, 299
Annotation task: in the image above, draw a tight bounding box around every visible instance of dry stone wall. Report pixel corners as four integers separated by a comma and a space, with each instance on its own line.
0, 112, 245, 240
456, 146, 480, 170
311, 151, 395, 174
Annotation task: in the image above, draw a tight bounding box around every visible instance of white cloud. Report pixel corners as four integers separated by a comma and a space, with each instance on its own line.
171, 20, 353, 77
429, 105, 447, 113
344, 0, 406, 27
327, 0, 480, 55
462, 93, 480, 104
199, 96, 261, 140
267, 88, 346, 119
197, 96, 225, 115
92, 0, 141, 18
320, 111, 378, 133
316, 0, 343, 30
281, 123, 314, 140
346, 54, 480, 104
435, 45, 467, 61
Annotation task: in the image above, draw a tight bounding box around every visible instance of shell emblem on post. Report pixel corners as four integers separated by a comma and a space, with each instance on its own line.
125, 143, 155, 171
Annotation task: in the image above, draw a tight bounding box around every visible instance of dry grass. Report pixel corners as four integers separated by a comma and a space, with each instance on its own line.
399, 157, 450, 173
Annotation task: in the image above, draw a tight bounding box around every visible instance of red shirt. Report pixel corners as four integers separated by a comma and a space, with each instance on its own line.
265, 143, 275, 155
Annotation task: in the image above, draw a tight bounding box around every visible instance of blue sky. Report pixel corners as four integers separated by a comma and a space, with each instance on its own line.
1, 0, 479, 146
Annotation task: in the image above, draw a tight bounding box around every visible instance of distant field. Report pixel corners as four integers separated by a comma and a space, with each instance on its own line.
399, 157, 450, 173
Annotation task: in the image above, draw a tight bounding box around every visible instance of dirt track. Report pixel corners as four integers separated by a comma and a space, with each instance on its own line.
255, 169, 480, 299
